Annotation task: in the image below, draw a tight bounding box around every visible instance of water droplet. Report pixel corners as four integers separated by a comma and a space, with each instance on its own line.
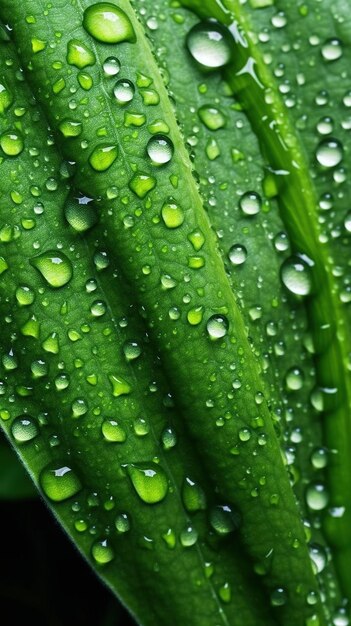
228, 244, 247, 266
206, 314, 229, 340
109, 375, 132, 397
94, 250, 110, 270
67, 39, 96, 69
129, 172, 156, 198
11, 415, 38, 443
209, 504, 241, 535
40, 463, 82, 501
65, 195, 98, 232
309, 543, 327, 574
91, 538, 115, 564
317, 116, 333, 135
271, 588, 287, 607
90, 300, 107, 317
59, 119, 83, 138
113, 79, 135, 104
0, 81, 13, 114
102, 419, 127, 442
180, 526, 198, 547
239, 191, 261, 216
72, 398, 88, 418
83, 3, 136, 44
311, 447, 328, 469
182, 477, 206, 512
187, 20, 232, 69
321, 38, 343, 62
316, 138, 343, 167
146, 134, 174, 165
15, 285, 35, 306
162, 528, 176, 549
31, 251, 73, 288
187, 306, 204, 326
306, 482, 329, 510
123, 340, 141, 361
285, 367, 304, 391
42, 332, 59, 354
280, 255, 313, 296
89, 144, 118, 171
31, 359, 48, 379
113, 512, 130, 534
103, 56, 121, 76
126, 462, 168, 504
161, 198, 184, 228
0, 131, 24, 156
198, 105, 226, 130
161, 426, 177, 450
133, 416, 149, 436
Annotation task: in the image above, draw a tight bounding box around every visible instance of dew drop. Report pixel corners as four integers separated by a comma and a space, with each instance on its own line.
31, 251, 73, 288
198, 105, 226, 130
59, 119, 83, 138
103, 56, 121, 76
187, 306, 204, 326
161, 199, 184, 228
271, 588, 287, 607
83, 3, 136, 44
102, 419, 127, 442
206, 314, 229, 340
123, 340, 142, 361
109, 375, 132, 397
90, 300, 107, 317
239, 191, 261, 216
321, 38, 343, 62
113, 79, 135, 104
311, 447, 328, 469
67, 39, 96, 69
40, 463, 82, 501
316, 138, 343, 167
187, 20, 232, 69
180, 526, 198, 547
0, 131, 24, 156
209, 504, 241, 535
146, 134, 174, 165
65, 195, 98, 232
89, 144, 118, 171
0, 81, 13, 114
182, 477, 206, 512
91, 538, 115, 564
126, 462, 168, 504
161, 426, 177, 450
115, 512, 130, 533
129, 172, 156, 198
285, 367, 304, 391
280, 255, 313, 296
15, 285, 35, 306
306, 482, 329, 511
11, 415, 38, 443
228, 244, 247, 266
309, 543, 327, 574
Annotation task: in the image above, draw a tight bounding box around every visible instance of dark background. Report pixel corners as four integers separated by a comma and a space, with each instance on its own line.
0, 496, 136, 626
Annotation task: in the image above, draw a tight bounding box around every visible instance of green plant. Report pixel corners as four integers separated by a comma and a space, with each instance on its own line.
0, 1, 350, 624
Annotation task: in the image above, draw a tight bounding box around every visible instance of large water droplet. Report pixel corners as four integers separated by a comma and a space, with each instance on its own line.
103, 56, 121, 76
206, 314, 229, 340
146, 134, 174, 165
40, 463, 82, 501
129, 172, 156, 198
31, 251, 73, 288
306, 482, 329, 511
239, 191, 261, 216
126, 462, 168, 504
59, 119, 83, 138
83, 3, 136, 44
198, 105, 226, 130
65, 194, 97, 232
281, 255, 313, 296
187, 20, 232, 69
316, 138, 343, 167
228, 244, 247, 266
15, 285, 35, 306
11, 415, 38, 443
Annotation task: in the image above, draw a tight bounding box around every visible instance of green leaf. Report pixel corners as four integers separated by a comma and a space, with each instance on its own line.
0, 0, 351, 624
0, 434, 37, 499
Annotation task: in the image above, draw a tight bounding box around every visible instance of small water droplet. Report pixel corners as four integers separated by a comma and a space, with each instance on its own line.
239, 191, 261, 216
0, 81, 13, 114
146, 134, 174, 165
113, 79, 135, 104
115, 512, 130, 533
83, 3, 136, 44
102, 419, 127, 442
91, 538, 115, 564
198, 105, 226, 130
129, 172, 156, 198
59, 119, 83, 138
306, 482, 329, 511
311, 447, 328, 469
228, 244, 247, 266
123, 340, 141, 361
285, 367, 304, 391
180, 526, 198, 547
206, 314, 229, 340
72, 398, 88, 418
281, 255, 313, 296
65, 195, 97, 232
182, 477, 206, 512
67, 39, 96, 69
109, 375, 132, 397
309, 543, 327, 574
103, 56, 121, 76
126, 462, 168, 504
209, 504, 241, 535
89, 144, 118, 171
161, 198, 184, 228
161, 426, 177, 450
40, 463, 82, 501
31, 251, 73, 288
270, 588, 287, 607
15, 285, 35, 306
0, 131, 24, 156
316, 138, 343, 167
11, 415, 38, 443
321, 38, 343, 62
187, 20, 232, 69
